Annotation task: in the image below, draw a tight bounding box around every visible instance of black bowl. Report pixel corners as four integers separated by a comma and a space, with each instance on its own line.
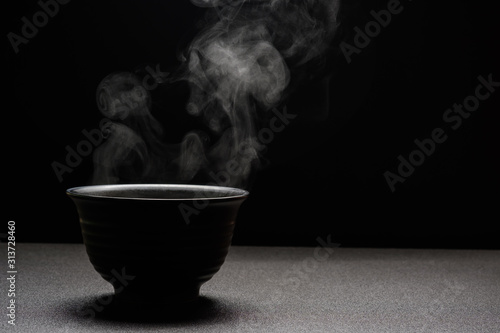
67, 184, 248, 307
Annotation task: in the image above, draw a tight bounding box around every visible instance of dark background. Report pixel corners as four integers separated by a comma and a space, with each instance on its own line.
5, 0, 499, 248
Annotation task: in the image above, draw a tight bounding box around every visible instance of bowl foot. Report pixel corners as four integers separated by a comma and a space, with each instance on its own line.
112, 285, 201, 308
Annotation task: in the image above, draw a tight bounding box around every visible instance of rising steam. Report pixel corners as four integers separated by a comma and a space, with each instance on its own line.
91, 0, 340, 188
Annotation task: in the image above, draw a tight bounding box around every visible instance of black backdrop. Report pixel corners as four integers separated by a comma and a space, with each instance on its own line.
5, 0, 499, 248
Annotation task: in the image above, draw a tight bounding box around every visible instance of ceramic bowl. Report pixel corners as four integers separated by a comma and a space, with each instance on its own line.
67, 184, 248, 306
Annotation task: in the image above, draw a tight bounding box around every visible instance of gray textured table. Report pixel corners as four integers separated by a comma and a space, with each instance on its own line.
1, 243, 499, 332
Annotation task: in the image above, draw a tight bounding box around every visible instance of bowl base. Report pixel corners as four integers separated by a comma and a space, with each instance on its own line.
112, 285, 201, 307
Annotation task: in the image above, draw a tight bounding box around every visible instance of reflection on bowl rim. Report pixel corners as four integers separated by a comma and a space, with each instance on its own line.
66, 184, 249, 202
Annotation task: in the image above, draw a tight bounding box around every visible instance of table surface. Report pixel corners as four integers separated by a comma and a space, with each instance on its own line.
1, 243, 499, 332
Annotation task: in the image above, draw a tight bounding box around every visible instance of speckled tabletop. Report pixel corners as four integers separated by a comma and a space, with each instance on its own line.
1, 243, 499, 332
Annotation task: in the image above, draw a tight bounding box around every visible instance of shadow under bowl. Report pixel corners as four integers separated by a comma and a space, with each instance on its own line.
67, 184, 248, 307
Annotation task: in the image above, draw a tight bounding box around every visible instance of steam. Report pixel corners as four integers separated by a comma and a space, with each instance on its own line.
91, 72, 201, 184
91, 0, 340, 188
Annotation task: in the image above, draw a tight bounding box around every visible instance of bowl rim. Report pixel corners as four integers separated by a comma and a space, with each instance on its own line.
66, 184, 249, 201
